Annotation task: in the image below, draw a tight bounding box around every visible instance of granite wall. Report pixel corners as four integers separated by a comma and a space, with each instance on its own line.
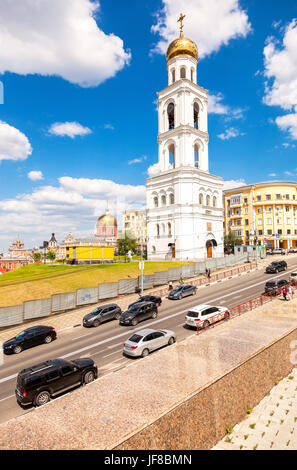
114, 327, 297, 450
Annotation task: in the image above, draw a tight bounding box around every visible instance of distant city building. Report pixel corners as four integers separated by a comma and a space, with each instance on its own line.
95, 206, 117, 246
224, 182, 297, 249
122, 209, 147, 245
0, 238, 33, 272
58, 233, 115, 264
48, 233, 58, 250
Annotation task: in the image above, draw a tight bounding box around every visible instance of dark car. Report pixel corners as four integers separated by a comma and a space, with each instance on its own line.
83, 304, 122, 327
3, 325, 57, 355
265, 279, 290, 294
265, 261, 287, 274
119, 302, 158, 326
128, 295, 162, 310
168, 284, 197, 300
15, 358, 97, 407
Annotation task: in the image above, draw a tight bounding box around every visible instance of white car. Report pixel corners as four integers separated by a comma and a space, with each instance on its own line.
123, 328, 176, 358
185, 304, 230, 329
290, 271, 297, 281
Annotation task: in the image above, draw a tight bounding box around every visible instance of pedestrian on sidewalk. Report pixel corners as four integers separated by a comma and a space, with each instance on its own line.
179, 275, 184, 285
168, 280, 173, 291
205, 268, 209, 278
283, 286, 288, 301
207, 268, 211, 280
288, 285, 293, 300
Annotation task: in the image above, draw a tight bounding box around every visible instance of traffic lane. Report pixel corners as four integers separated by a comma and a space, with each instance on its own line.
0, 266, 296, 423
0, 260, 296, 382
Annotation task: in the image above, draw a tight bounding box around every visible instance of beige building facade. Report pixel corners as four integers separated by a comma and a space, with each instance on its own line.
224, 182, 297, 249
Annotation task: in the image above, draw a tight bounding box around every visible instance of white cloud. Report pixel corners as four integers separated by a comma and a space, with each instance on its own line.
223, 179, 246, 190
268, 173, 276, 177
28, 171, 43, 181
263, 20, 297, 140
151, 0, 251, 58
276, 114, 297, 140
217, 127, 245, 140
0, 0, 131, 87
0, 121, 32, 161
208, 93, 247, 121
128, 156, 147, 165
147, 163, 161, 178
104, 124, 115, 130
49, 122, 92, 139
0, 176, 146, 251
284, 171, 293, 176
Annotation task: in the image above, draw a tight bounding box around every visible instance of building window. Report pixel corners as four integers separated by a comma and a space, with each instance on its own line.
258, 230, 263, 236
194, 143, 199, 167
276, 194, 281, 200
171, 69, 175, 83
257, 208, 262, 214
194, 103, 199, 129
267, 218, 272, 225
287, 229, 291, 235
156, 224, 160, 237
199, 193, 204, 205
167, 103, 175, 130
268, 230, 272, 235
257, 195, 261, 201
258, 219, 262, 226
206, 195, 210, 206
286, 194, 290, 199
277, 218, 282, 224
213, 196, 217, 208
245, 219, 249, 225
168, 222, 172, 236
169, 193, 174, 205
180, 67, 186, 79
161, 195, 166, 206
278, 229, 282, 235
244, 197, 248, 204
153, 197, 158, 208
266, 194, 271, 200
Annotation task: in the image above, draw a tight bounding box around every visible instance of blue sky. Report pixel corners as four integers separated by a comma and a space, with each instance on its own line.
0, 0, 297, 251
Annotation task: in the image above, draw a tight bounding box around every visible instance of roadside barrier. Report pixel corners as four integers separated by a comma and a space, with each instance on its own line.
196, 282, 296, 335
0, 257, 257, 329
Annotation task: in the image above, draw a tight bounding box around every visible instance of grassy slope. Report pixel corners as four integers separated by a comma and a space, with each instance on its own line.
0, 261, 193, 307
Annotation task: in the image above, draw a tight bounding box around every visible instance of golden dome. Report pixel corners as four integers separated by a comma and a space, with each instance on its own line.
97, 212, 117, 227
166, 36, 198, 62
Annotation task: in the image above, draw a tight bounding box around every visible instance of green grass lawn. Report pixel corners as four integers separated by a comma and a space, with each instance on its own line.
0, 261, 193, 307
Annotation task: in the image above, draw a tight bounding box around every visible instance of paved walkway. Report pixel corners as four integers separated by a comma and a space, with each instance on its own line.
213, 369, 297, 450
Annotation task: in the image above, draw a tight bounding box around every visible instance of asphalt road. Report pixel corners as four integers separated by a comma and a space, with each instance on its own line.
0, 256, 297, 424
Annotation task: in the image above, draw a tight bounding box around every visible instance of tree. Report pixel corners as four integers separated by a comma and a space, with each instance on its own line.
116, 233, 137, 261
33, 251, 42, 262
46, 250, 56, 261
224, 232, 243, 253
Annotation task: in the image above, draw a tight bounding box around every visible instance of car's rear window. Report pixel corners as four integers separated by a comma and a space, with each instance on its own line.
266, 282, 277, 287
128, 334, 143, 343
187, 311, 199, 318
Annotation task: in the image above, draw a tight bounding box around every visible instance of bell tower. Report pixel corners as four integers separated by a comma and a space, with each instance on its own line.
146, 14, 224, 260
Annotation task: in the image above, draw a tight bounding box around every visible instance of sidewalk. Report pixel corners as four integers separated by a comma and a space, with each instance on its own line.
213, 368, 297, 450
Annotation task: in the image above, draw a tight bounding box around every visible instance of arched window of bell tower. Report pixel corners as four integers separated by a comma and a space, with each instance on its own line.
180, 67, 186, 79
194, 144, 200, 168
191, 68, 195, 82
167, 103, 175, 130
171, 69, 176, 84
168, 143, 176, 168
194, 102, 199, 129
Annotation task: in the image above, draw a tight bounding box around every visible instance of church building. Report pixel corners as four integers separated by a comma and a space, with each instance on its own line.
146, 15, 224, 260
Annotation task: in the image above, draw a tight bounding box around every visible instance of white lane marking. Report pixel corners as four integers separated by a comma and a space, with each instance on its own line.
102, 350, 120, 358
0, 394, 14, 403
107, 342, 125, 349
0, 266, 295, 385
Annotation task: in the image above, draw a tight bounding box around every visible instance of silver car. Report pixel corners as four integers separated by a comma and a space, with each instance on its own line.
123, 328, 176, 358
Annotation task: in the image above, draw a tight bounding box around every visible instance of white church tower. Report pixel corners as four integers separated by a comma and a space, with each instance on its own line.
146, 14, 224, 260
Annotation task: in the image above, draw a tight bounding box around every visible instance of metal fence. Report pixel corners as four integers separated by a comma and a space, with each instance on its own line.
0, 252, 255, 328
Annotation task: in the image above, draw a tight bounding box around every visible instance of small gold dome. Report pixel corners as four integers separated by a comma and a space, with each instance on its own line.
97, 212, 117, 227
166, 36, 198, 62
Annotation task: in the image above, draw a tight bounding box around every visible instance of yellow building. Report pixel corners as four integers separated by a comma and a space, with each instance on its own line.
224, 182, 297, 249
65, 239, 114, 264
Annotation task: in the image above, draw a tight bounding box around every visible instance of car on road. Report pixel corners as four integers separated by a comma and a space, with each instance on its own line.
119, 301, 158, 326
128, 295, 162, 310
265, 260, 287, 273
83, 304, 122, 327
264, 279, 290, 294
123, 328, 176, 358
15, 358, 97, 407
289, 247, 297, 253
290, 271, 297, 282
185, 304, 230, 329
272, 248, 286, 255
3, 325, 57, 355
168, 284, 197, 300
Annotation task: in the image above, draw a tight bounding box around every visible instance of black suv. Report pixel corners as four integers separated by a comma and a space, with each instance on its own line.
15, 358, 97, 407
265, 279, 290, 293
119, 302, 158, 326
83, 304, 122, 327
266, 261, 287, 274
128, 295, 162, 310
3, 325, 57, 355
